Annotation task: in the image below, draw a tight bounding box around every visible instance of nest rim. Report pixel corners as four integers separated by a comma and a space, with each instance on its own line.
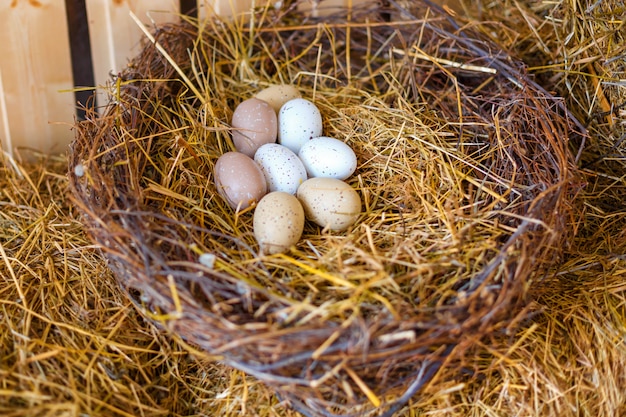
68, 2, 582, 416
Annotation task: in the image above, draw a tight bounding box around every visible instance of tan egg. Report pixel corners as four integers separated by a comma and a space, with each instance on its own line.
214, 152, 267, 210
231, 98, 277, 157
254, 84, 302, 113
253, 192, 305, 254
296, 177, 361, 231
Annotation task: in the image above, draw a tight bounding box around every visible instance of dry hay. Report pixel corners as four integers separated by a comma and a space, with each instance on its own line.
2, 0, 625, 416
0, 156, 289, 416
65, 1, 582, 416
416, 0, 626, 414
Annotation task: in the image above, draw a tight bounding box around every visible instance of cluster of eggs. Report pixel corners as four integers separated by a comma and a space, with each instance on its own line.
213, 84, 361, 254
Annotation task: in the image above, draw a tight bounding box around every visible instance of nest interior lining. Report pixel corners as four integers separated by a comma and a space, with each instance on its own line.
68, 2, 580, 416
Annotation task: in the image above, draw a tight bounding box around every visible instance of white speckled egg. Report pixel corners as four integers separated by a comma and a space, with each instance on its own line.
254, 192, 305, 254
278, 98, 323, 153
254, 84, 302, 113
296, 177, 361, 231
231, 98, 277, 157
214, 152, 267, 210
298, 136, 357, 180
254, 143, 308, 195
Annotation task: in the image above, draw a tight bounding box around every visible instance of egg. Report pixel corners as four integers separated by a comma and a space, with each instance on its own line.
298, 136, 357, 180
296, 177, 361, 231
278, 98, 323, 153
253, 192, 305, 254
231, 98, 277, 157
254, 84, 302, 113
254, 143, 308, 195
214, 152, 267, 210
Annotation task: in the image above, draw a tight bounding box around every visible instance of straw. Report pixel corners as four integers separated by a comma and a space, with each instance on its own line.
65, 1, 584, 415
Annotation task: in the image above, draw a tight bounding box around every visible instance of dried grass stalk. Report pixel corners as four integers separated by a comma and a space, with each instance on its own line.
68, 1, 581, 416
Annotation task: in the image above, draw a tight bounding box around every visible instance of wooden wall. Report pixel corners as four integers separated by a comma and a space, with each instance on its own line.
0, 0, 373, 157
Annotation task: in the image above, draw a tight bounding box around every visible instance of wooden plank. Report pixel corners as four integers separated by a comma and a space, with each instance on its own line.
297, 0, 376, 17
0, 0, 375, 158
85, 0, 180, 108
0, 0, 76, 157
197, 0, 272, 19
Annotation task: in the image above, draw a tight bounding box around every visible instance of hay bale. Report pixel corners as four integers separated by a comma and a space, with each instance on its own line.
68, 2, 581, 415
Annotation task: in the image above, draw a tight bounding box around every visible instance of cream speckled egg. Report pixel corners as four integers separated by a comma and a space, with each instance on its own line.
296, 177, 361, 231
255, 84, 302, 113
278, 98, 323, 153
253, 192, 305, 254
231, 98, 277, 157
214, 152, 267, 210
298, 136, 357, 180
254, 143, 307, 195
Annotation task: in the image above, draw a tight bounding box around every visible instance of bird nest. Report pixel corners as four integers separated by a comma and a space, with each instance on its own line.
68, 2, 581, 416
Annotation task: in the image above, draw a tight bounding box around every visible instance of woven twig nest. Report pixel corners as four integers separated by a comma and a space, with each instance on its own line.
69, 2, 580, 416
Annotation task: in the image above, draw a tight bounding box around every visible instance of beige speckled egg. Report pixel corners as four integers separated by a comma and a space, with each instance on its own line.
296, 177, 361, 231
231, 98, 277, 157
254, 84, 302, 113
253, 192, 305, 254
214, 152, 267, 210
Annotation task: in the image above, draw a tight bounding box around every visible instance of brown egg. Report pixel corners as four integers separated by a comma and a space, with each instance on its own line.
231, 98, 277, 157
214, 152, 267, 210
